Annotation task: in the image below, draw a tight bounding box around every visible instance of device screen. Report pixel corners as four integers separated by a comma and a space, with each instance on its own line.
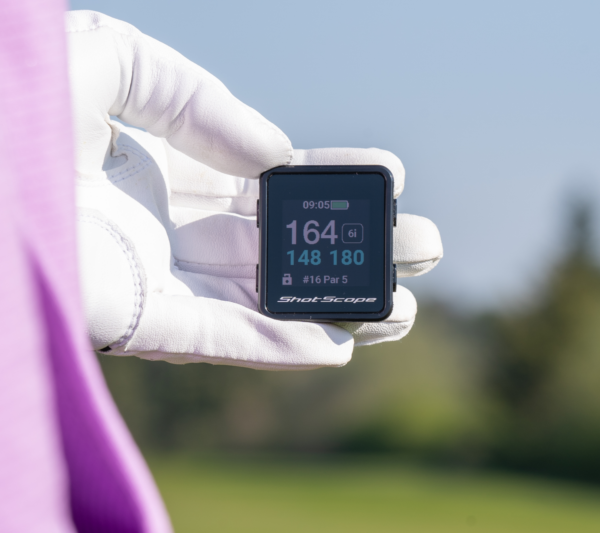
265, 172, 386, 314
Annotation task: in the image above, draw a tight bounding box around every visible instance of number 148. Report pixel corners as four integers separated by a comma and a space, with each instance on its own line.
287, 249, 364, 266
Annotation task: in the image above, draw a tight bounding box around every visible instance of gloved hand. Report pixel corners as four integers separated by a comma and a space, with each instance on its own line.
68, 10, 443, 370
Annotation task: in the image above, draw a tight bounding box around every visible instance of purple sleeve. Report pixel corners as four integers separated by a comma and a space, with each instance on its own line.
0, 1, 172, 531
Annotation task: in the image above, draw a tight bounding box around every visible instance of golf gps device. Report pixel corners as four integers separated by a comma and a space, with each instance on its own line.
257, 165, 396, 322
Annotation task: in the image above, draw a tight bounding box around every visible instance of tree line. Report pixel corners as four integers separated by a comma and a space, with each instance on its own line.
100, 202, 600, 482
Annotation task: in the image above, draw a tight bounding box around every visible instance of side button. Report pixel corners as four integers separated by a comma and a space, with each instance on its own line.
393, 199, 397, 227
393, 264, 397, 292
256, 200, 260, 228
256, 264, 259, 293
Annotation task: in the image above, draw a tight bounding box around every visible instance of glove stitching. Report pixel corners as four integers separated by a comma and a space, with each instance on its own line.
116, 143, 149, 160
78, 213, 146, 348
107, 159, 152, 184
66, 20, 141, 123
106, 144, 152, 183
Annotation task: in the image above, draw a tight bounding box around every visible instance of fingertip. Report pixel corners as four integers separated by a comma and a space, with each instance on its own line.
391, 285, 418, 322
394, 214, 443, 277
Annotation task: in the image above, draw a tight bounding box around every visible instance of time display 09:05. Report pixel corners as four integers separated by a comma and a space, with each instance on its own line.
303, 201, 331, 209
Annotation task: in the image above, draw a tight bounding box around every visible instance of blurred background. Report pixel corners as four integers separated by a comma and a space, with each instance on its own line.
71, 1, 600, 531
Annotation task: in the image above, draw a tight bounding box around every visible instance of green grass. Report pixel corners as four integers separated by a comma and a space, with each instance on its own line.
147, 455, 600, 533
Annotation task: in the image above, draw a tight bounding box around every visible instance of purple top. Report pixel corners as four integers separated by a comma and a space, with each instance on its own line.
0, 1, 172, 531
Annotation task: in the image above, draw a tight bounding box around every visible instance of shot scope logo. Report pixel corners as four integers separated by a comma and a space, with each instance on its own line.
277, 296, 377, 304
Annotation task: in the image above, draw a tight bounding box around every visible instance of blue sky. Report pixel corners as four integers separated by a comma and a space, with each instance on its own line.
69, 0, 600, 309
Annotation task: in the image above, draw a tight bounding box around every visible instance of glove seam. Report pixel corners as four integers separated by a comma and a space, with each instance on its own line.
66, 16, 141, 121
115, 143, 149, 159
106, 143, 152, 183
78, 212, 146, 348
107, 159, 152, 184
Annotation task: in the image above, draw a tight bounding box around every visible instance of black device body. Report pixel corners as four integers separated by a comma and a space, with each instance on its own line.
257, 165, 396, 322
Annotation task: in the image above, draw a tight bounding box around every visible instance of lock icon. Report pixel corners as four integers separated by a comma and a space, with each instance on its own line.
282, 273, 292, 285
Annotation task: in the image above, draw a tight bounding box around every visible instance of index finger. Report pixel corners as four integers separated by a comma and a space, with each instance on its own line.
66, 10, 292, 178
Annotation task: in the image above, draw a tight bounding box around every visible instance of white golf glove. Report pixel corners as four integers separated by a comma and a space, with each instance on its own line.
68, 10, 443, 370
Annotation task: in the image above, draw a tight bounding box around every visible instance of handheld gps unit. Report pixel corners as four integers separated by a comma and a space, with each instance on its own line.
257, 165, 397, 322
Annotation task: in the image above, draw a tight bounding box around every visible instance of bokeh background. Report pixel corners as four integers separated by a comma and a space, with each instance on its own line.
70, 1, 600, 531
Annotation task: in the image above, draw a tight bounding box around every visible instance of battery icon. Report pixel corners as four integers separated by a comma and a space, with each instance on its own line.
331, 200, 349, 210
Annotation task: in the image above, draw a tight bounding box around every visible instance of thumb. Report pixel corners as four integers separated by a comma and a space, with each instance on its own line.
66, 10, 291, 178
113, 292, 354, 371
